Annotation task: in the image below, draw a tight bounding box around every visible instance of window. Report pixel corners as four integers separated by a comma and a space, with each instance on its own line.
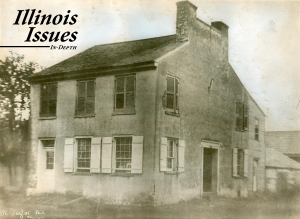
115, 137, 132, 172
76, 80, 95, 116
64, 137, 101, 173
115, 75, 135, 111
160, 138, 185, 172
236, 101, 248, 131
40, 83, 57, 117
167, 139, 176, 170
233, 148, 248, 177
63, 136, 143, 174
166, 76, 179, 114
76, 138, 91, 172
42, 140, 55, 148
46, 151, 54, 169
255, 119, 259, 141
100, 136, 143, 174
237, 149, 244, 176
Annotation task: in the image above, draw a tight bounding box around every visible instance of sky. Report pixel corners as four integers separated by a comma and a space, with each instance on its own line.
0, 0, 299, 131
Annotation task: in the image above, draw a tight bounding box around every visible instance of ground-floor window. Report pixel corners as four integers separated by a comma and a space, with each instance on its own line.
77, 138, 91, 172
115, 137, 132, 172
160, 137, 185, 172
63, 136, 143, 174
233, 148, 248, 177
167, 139, 177, 170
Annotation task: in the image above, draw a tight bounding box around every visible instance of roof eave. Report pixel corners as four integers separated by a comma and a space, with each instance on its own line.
29, 61, 157, 84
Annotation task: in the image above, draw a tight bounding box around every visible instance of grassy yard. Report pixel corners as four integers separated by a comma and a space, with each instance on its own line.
0, 189, 299, 219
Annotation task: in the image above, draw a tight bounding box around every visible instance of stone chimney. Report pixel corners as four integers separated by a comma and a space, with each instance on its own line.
176, 1, 197, 41
211, 21, 229, 61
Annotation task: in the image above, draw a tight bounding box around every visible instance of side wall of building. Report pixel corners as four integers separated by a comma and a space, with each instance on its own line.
248, 98, 266, 193
153, 16, 265, 204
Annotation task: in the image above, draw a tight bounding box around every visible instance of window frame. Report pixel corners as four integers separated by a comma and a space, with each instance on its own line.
237, 149, 244, 176
114, 74, 136, 113
46, 151, 55, 169
75, 79, 95, 117
166, 138, 178, 171
75, 137, 92, 172
165, 75, 179, 115
40, 83, 57, 117
233, 148, 248, 178
113, 136, 133, 173
41, 139, 55, 170
255, 118, 259, 141
236, 100, 248, 131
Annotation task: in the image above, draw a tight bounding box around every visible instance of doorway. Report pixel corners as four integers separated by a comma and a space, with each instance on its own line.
203, 148, 218, 193
253, 159, 259, 192
37, 139, 55, 192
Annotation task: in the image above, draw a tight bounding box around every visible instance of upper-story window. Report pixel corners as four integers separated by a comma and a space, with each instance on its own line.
114, 75, 135, 112
166, 75, 179, 114
75, 80, 95, 116
40, 83, 57, 117
236, 101, 248, 131
255, 118, 259, 141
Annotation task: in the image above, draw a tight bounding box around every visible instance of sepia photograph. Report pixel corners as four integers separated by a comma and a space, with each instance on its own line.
0, 0, 299, 218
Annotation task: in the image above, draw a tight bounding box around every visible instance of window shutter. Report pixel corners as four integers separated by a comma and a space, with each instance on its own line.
131, 136, 143, 174
175, 78, 179, 111
243, 149, 249, 177
178, 140, 185, 172
162, 91, 167, 108
86, 81, 95, 114
64, 138, 74, 172
243, 104, 248, 130
160, 137, 168, 171
101, 137, 112, 173
236, 101, 243, 130
232, 148, 238, 177
90, 137, 101, 173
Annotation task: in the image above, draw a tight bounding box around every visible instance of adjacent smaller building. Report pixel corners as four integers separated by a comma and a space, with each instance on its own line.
265, 148, 300, 192
265, 131, 300, 162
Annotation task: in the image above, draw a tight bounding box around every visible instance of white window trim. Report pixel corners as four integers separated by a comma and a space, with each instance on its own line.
232, 148, 249, 178
160, 137, 184, 173
114, 74, 136, 112
112, 135, 134, 173
165, 75, 179, 114
39, 138, 56, 171
74, 136, 93, 172
167, 139, 176, 171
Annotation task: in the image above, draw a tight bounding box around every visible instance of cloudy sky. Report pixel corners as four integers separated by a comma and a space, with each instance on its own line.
1, 0, 299, 131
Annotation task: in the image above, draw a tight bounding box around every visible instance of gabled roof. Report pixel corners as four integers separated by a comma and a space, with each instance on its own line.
265, 131, 300, 154
266, 147, 300, 170
32, 35, 184, 77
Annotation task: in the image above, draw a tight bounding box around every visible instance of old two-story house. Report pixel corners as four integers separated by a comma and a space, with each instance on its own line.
28, 1, 266, 204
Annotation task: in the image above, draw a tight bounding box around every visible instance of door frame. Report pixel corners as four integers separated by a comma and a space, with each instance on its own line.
37, 138, 56, 192
253, 159, 259, 192
200, 140, 220, 197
